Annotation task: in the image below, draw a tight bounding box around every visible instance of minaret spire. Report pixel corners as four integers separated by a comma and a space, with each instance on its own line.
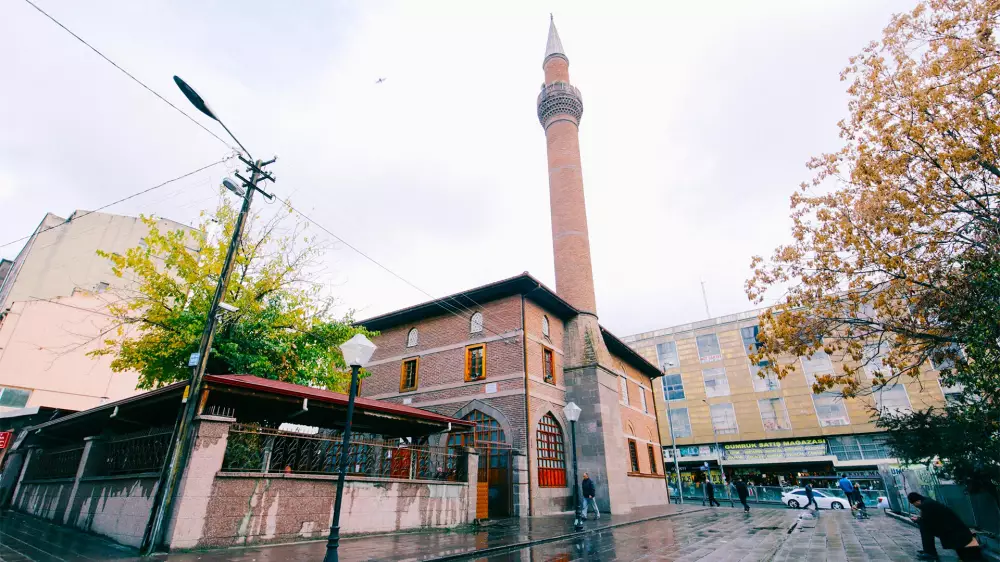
544, 15, 566, 64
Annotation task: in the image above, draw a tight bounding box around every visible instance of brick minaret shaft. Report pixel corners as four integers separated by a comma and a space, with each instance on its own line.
537, 16, 597, 315
536, 17, 632, 515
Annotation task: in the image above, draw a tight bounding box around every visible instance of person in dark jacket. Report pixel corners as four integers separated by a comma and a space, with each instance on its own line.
733, 479, 750, 512
581, 473, 599, 519
804, 483, 819, 510
705, 480, 721, 507
908, 492, 982, 561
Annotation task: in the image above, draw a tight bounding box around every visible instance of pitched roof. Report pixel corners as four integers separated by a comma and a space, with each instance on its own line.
357, 272, 662, 379
544, 15, 567, 63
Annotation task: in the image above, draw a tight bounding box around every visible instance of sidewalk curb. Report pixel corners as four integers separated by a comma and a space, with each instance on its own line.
421, 507, 709, 562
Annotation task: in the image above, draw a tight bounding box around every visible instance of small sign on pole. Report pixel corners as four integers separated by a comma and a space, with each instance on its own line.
188, 353, 201, 367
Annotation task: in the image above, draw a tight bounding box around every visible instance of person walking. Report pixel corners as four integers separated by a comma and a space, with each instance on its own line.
804, 483, 819, 510
705, 480, 721, 507
581, 472, 599, 520
734, 479, 750, 512
838, 474, 856, 514
908, 493, 982, 561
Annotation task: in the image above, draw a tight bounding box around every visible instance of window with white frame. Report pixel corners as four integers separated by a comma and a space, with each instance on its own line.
639, 388, 648, 413
667, 408, 692, 438
702, 367, 730, 398
874, 384, 911, 417
757, 398, 791, 431
0, 387, 31, 409
656, 341, 679, 370
813, 393, 851, 427
750, 364, 780, 392
406, 328, 419, 348
740, 326, 760, 355
931, 343, 963, 372
710, 403, 738, 434
620, 376, 629, 405
863, 343, 889, 380
661, 373, 685, 401
939, 380, 965, 405
470, 312, 484, 334
696, 333, 722, 363
801, 350, 834, 388
542, 315, 550, 337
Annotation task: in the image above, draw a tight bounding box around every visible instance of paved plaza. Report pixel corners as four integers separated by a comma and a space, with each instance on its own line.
0, 505, 987, 561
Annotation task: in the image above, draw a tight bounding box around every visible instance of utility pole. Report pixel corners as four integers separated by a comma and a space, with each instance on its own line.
141, 156, 275, 553
700, 279, 711, 318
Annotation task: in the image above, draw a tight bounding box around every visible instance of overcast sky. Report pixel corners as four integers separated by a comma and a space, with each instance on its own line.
0, 0, 915, 337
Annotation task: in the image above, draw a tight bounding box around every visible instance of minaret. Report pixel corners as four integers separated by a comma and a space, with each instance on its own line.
537, 16, 597, 315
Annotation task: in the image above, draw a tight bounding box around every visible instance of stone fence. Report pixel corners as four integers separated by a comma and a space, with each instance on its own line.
8, 415, 479, 550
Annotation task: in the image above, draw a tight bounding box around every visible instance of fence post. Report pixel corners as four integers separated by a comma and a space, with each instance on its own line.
10, 445, 38, 509
62, 436, 105, 525
161, 415, 235, 550
464, 447, 479, 522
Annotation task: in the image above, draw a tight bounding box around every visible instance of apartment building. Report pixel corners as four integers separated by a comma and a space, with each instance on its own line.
623, 308, 955, 490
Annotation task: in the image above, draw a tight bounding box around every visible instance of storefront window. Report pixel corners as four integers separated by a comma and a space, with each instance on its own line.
710, 403, 738, 434
828, 434, 893, 461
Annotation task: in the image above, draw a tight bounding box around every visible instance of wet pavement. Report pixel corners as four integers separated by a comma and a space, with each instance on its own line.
0, 506, 982, 561
476, 508, 973, 561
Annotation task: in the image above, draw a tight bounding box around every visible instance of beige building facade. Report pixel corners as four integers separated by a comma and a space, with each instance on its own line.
623, 308, 955, 492
0, 210, 189, 413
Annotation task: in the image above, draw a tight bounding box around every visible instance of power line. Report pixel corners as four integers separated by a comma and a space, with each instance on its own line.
21, 0, 234, 151
0, 158, 229, 251
273, 196, 516, 340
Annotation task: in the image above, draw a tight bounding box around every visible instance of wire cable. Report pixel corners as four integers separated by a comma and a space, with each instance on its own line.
273, 195, 517, 340
21, 0, 234, 151
0, 158, 229, 251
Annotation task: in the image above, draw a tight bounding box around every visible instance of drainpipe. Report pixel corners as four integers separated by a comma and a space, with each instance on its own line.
521, 296, 533, 516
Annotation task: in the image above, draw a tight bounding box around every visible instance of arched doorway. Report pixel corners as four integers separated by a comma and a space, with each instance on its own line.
448, 410, 512, 518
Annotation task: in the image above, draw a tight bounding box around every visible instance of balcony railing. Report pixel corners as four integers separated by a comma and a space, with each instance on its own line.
27, 445, 84, 480
101, 428, 173, 475
221, 424, 466, 482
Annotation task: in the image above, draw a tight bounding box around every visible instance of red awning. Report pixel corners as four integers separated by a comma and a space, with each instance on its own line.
204, 374, 474, 428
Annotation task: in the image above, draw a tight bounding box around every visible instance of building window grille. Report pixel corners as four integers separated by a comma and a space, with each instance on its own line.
647, 444, 658, 474
702, 368, 731, 398
696, 333, 722, 363
667, 408, 692, 438
627, 440, 640, 472
543, 347, 555, 384
465, 344, 486, 381
406, 328, 418, 348
757, 398, 791, 431
400, 358, 419, 392
542, 315, 550, 337
470, 312, 483, 334
656, 341, 679, 370
661, 373, 685, 401
710, 403, 738, 435
536, 413, 566, 487
813, 393, 851, 427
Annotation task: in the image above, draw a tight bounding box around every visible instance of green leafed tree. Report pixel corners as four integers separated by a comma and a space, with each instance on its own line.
90, 194, 373, 391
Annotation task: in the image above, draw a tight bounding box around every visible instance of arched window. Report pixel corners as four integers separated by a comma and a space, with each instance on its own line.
542, 315, 550, 337
536, 413, 566, 487
448, 410, 508, 469
406, 328, 418, 348
470, 312, 484, 334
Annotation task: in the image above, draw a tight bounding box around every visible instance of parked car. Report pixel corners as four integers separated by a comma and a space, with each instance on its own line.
781, 488, 848, 510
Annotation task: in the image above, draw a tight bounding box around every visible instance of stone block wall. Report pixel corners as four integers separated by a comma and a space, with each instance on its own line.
69, 476, 160, 547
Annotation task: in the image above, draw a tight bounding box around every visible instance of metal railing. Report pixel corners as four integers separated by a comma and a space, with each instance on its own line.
101, 428, 173, 475
28, 445, 84, 480
221, 424, 466, 482
668, 484, 887, 507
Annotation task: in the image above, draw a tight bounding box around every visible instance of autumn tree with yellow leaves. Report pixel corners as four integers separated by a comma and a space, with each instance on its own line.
746, 0, 1000, 396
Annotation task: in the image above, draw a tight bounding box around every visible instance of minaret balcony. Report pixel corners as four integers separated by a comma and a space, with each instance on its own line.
537, 82, 584, 127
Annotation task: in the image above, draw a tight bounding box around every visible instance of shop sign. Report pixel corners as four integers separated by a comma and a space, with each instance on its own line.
723, 438, 828, 461
0, 431, 12, 449
677, 445, 715, 458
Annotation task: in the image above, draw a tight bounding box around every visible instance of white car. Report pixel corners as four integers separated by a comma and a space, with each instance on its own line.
781, 488, 848, 510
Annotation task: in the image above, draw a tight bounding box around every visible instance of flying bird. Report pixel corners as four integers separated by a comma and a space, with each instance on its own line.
375, 77, 386, 84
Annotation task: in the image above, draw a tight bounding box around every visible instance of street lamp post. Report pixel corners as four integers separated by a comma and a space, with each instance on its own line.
563, 401, 584, 531
662, 371, 683, 504
324, 334, 377, 562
